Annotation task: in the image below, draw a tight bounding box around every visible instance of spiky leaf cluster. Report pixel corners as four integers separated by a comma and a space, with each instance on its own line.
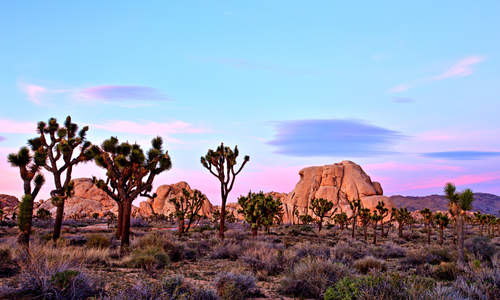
238, 191, 283, 230
309, 198, 336, 220
169, 188, 206, 224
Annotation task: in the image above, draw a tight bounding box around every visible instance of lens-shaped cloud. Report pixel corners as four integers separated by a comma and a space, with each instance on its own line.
422, 151, 500, 160
268, 119, 403, 157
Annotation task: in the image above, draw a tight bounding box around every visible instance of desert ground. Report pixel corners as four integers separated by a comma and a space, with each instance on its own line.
1, 215, 499, 300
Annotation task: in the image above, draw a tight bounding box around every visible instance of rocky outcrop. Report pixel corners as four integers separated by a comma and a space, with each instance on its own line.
139, 182, 213, 218
0, 194, 19, 218
283, 161, 394, 224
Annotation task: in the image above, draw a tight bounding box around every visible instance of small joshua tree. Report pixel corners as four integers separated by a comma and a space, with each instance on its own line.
334, 212, 349, 231
8, 146, 46, 248
201, 143, 249, 240
392, 207, 411, 238
371, 210, 383, 245
169, 188, 206, 237
212, 209, 221, 224
473, 211, 487, 236
434, 212, 449, 245
299, 214, 314, 225
91, 136, 171, 254
36, 208, 52, 220
445, 183, 474, 266
309, 198, 337, 232
347, 198, 361, 239
359, 207, 371, 241
238, 191, 282, 236
375, 201, 389, 237
420, 208, 433, 244
28, 116, 94, 243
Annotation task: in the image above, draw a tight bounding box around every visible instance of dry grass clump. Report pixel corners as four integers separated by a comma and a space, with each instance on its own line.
126, 246, 169, 272
403, 245, 453, 266
133, 233, 185, 262
240, 243, 286, 275
332, 240, 367, 262
353, 256, 387, 274
280, 257, 350, 299
465, 236, 496, 262
370, 242, 406, 259
431, 262, 458, 281
215, 271, 259, 300
0, 247, 19, 277
86, 233, 111, 249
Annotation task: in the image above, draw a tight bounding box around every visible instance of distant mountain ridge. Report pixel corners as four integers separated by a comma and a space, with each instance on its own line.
390, 193, 500, 216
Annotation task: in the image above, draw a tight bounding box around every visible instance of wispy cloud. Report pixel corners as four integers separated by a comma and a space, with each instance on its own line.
388, 84, 411, 94
422, 151, 500, 160
433, 56, 485, 80
392, 97, 415, 103
268, 119, 403, 157
19, 83, 47, 104
94, 120, 209, 137
79, 85, 168, 102
0, 119, 36, 134
0, 136, 5, 142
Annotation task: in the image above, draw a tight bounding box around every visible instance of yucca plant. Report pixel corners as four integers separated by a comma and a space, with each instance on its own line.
169, 188, 206, 237
27, 116, 94, 243
347, 198, 361, 239
238, 191, 282, 236
420, 208, 433, 244
8, 146, 47, 248
201, 143, 249, 239
359, 207, 371, 241
371, 210, 383, 245
375, 201, 389, 237
434, 212, 449, 245
309, 198, 337, 232
445, 183, 474, 266
91, 136, 171, 254
333, 212, 349, 231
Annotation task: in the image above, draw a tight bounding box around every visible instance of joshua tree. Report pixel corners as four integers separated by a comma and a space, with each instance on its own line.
309, 198, 337, 232
91, 136, 171, 254
334, 212, 349, 231
262, 196, 284, 234
8, 146, 46, 248
392, 207, 411, 238
212, 209, 221, 224
371, 210, 383, 245
0, 209, 4, 223
445, 183, 474, 266
359, 208, 371, 241
375, 201, 389, 237
299, 214, 314, 225
434, 212, 449, 245
169, 188, 206, 237
420, 208, 433, 244
347, 198, 361, 239
238, 191, 282, 236
36, 208, 52, 220
201, 143, 249, 240
473, 211, 487, 235
28, 117, 93, 243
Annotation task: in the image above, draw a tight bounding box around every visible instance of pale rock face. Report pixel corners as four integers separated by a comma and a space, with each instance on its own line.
148, 181, 213, 217
283, 161, 394, 224
0, 194, 19, 218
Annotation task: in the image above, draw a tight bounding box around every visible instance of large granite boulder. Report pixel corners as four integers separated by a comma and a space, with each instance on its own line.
283, 161, 394, 224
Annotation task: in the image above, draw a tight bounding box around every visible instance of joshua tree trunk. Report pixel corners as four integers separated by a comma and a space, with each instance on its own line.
121, 200, 132, 255
373, 225, 377, 245
457, 216, 465, 266
364, 226, 368, 241
439, 226, 444, 245
351, 216, 357, 239
427, 224, 431, 244
398, 223, 403, 238
116, 202, 123, 239
251, 226, 258, 236
318, 218, 323, 232
53, 202, 64, 242
178, 218, 184, 237
219, 194, 227, 239
380, 221, 384, 237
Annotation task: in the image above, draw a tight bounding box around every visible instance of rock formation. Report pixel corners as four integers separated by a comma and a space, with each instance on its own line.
0, 194, 19, 218
139, 181, 213, 218
283, 161, 394, 224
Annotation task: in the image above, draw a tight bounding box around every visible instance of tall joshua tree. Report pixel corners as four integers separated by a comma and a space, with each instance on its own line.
359, 207, 371, 241
347, 198, 361, 239
309, 198, 337, 232
8, 146, 46, 248
393, 207, 411, 238
334, 212, 349, 231
201, 143, 249, 240
371, 210, 383, 245
445, 183, 474, 266
420, 208, 433, 244
169, 188, 206, 237
434, 212, 449, 245
28, 117, 93, 242
91, 136, 171, 254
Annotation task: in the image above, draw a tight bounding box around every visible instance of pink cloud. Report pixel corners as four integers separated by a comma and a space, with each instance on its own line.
79, 85, 167, 101
365, 162, 462, 172
434, 56, 485, 80
19, 83, 46, 104
0, 119, 36, 134
387, 84, 411, 94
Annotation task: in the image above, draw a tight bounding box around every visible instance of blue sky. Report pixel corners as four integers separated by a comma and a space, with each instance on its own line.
1, 1, 500, 203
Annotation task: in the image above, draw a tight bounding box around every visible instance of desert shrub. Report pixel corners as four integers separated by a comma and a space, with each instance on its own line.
280, 257, 350, 299
241, 245, 286, 275
86, 234, 111, 249
370, 242, 406, 258
215, 272, 258, 300
353, 256, 387, 274
211, 241, 242, 260
183, 240, 211, 261
293, 242, 331, 261
432, 262, 458, 281
332, 241, 367, 262
127, 246, 169, 271
465, 236, 496, 262
133, 233, 184, 262
0, 248, 18, 277
131, 218, 150, 227
452, 267, 500, 300
324, 273, 436, 300
404, 248, 442, 266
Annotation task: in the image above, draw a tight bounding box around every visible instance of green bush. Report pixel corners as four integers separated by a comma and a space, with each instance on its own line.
128, 246, 169, 272
86, 234, 111, 249
353, 256, 386, 274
